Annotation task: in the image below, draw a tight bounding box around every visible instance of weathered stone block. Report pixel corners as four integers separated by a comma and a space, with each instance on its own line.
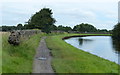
8, 31, 21, 45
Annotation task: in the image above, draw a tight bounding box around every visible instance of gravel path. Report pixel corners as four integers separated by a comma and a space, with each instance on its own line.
32, 37, 54, 73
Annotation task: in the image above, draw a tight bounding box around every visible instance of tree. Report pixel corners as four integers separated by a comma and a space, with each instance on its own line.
2, 26, 17, 31
64, 26, 72, 32
57, 25, 72, 32
51, 25, 57, 31
28, 8, 56, 33
73, 23, 97, 32
17, 24, 23, 30
24, 24, 28, 29
112, 23, 120, 40
57, 25, 65, 31
97, 29, 109, 33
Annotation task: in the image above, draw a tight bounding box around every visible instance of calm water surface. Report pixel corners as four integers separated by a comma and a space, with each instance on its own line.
65, 36, 120, 64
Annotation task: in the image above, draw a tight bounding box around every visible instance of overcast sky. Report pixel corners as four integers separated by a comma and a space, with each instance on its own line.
118, 1, 120, 23
1, 0, 119, 30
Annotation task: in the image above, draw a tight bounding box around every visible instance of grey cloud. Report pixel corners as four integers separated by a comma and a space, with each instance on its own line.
118, 1, 120, 22
1, 0, 118, 30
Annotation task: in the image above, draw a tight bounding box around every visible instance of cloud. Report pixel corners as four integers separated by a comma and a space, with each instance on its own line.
1, 0, 119, 30
119, 1, 120, 22
1, 0, 119, 3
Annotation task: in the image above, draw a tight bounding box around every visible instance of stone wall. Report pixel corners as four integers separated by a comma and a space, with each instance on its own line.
8, 30, 41, 45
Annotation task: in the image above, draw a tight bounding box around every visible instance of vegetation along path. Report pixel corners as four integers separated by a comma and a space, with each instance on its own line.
32, 37, 54, 73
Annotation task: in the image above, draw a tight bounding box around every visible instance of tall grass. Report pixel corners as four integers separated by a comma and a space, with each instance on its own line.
46, 34, 119, 73
0, 32, 3, 74
2, 32, 45, 73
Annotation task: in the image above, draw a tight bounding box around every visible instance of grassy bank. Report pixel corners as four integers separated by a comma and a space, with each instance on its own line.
0, 32, 3, 74
46, 34, 119, 73
2, 32, 45, 73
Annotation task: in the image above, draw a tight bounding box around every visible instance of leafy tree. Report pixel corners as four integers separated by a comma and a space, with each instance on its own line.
64, 26, 72, 32
109, 30, 113, 34
51, 25, 58, 31
112, 23, 120, 40
23, 24, 29, 29
0, 27, 2, 31
73, 23, 97, 32
2, 26, 17, 31
27, 8, 56, 33
57, 25, 72, 32
97, 29, 109, 33
73, 25, 78, 31
57, 25, 65, 31
17, 24, 23, 30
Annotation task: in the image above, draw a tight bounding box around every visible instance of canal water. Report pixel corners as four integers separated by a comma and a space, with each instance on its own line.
65, 36, 120, 64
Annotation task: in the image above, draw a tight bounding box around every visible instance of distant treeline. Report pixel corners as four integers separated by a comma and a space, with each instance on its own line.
1, 23, 111, 33
0, 8, 112, 34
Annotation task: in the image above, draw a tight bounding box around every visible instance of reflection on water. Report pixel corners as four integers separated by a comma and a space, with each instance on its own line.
78, 38, 93, 45
65, 36, 120, 64
111, 38, 120, 54
111, 38, 120, 65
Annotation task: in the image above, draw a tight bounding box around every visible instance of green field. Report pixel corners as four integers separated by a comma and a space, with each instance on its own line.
46, 34, 119, 73
2, 33, 119, 73
2, 32, 45, 73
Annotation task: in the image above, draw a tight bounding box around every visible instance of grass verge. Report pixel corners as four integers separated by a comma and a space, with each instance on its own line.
46, 34, 119, 73
0, 32, 3, 74
2, 32, 45, 73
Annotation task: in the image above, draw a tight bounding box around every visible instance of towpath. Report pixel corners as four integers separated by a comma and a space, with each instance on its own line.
32, 37, 54, 73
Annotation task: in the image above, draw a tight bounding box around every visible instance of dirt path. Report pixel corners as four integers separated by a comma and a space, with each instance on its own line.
32, 37, 54, 73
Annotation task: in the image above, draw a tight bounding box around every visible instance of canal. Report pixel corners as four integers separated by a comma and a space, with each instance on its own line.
65, 36, 120, 64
